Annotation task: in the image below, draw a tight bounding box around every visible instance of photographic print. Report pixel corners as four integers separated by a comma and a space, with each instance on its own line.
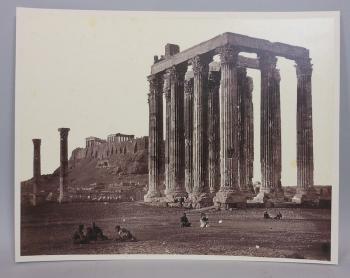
15, 9, 339, 263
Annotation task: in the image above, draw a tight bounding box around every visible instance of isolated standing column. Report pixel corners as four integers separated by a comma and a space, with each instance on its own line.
32, 138, 41, 206
58, 128, 70, 203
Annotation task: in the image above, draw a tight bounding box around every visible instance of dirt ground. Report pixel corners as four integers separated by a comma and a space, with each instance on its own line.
20, 202, 331, 260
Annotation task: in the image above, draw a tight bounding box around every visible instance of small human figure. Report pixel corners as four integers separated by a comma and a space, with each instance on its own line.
200, 213, 209, 228
115, 225, 137, 242
274, 211, 282, 220
73, 224, 89, 244
180, 213, 191, 227
92, 222, 108, 240
264, 210, 271, 219
86, 222, 108, 241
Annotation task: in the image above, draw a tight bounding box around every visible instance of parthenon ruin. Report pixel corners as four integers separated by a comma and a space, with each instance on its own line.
145, 32, 316, 208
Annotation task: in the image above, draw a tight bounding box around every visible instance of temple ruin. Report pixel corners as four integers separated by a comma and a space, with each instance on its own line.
145, 32, 316, 208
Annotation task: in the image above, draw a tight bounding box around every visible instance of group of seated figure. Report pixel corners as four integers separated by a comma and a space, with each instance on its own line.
73, 210, 283, 244
180, 212, 209, 228
264, 210, 283, 220
73, 222, 136, 244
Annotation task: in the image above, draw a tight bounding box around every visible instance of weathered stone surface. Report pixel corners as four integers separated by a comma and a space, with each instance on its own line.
165, 65, 187, 201
151, 32, 309, 74
164, 71, 171, 195
250, 52, 283, 203
184, 75, 194, 194
148, 34, 317, 207
293, 58, 315, 203
237, 68, 254, 198
190, 54, 211, 206
145, 74, 164, 202
208, 69, 221, 194
58, 128, 70, 203
214, 45, 245, 206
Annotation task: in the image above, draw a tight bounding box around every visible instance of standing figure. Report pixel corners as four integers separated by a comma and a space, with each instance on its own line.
200, 213, 209, 228
180, 213, 191, 227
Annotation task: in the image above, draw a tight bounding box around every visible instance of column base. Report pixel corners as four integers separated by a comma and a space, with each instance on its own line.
188, 192, 214, 209
144, 191, 162, 202
213, 189, 248, 209
57, 194, 71, 204
165, 190, 188, 203
248, 188, 285, 205
292, 187, 319, 204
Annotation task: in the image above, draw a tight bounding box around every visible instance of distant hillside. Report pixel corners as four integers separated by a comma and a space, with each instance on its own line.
22, 136, 149, 193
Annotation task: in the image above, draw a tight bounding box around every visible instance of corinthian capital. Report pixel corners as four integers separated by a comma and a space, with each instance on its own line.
217, 45, 239, 65
167, 65, 186, 83
295, 57, 313, 77
58, 128, 70, 138
190, 55, 210, 75
148, 74, 163, 94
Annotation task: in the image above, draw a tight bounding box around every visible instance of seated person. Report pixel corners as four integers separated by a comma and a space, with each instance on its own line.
73, 224, 89, 244
200, 213, 209, 228
92, 222, 108, 240
274, 211, 283, 220
264, 211, 271, 219
115, 225, 137, 242
180, 213, 191, 227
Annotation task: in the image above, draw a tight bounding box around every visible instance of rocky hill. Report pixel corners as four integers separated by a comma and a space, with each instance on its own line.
22, 136, 149, 194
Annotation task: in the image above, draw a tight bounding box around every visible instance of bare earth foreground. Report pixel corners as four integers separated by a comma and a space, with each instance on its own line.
21, 202, 331, 260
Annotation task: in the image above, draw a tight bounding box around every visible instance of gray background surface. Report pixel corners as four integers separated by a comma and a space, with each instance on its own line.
0, 0, 348, 277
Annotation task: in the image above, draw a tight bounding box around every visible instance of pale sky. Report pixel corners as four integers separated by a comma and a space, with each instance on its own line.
16, 9, 339, 186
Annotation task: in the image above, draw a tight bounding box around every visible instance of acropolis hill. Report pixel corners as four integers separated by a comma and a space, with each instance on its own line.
21, 133, 149, 195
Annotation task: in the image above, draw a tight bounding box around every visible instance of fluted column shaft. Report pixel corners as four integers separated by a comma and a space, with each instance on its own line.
192, 55, 210, 195
208, 70, 221, 193
214, 45, 243, 207
58, 128, 70, 203
184, 77, 194, 193
164, 73, 171, 193
296, 58, 314, 193
259, 53, 282, 194
145, 74, 163, 201
166, 65, 187, 199
238, 69, 255, 193
246, 77, 254, 190
237, 68, 248, 191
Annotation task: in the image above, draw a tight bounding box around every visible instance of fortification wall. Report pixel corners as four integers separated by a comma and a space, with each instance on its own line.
71, 136, 148, 161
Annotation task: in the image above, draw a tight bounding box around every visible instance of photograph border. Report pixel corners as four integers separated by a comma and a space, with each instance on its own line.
14, 8, 340, 265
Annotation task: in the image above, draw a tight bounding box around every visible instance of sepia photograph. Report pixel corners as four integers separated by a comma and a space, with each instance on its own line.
15, 9, 339, 263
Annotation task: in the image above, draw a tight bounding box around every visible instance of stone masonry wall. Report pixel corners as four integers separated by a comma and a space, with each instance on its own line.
71, 136, 148, 161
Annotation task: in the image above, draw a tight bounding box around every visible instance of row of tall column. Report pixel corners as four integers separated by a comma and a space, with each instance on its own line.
146, 44, 315, 207
146, 45, 257, 207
